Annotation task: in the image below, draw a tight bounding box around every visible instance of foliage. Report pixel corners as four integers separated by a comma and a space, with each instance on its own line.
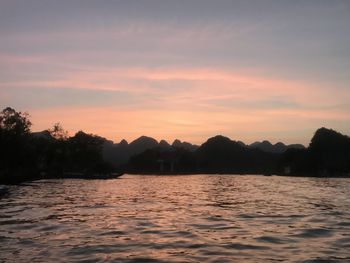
0, 107, 114, 184
49, 122, 68, 140
67, 131, 106, 172
0, 107, 32, 136
0, 107, 34, 183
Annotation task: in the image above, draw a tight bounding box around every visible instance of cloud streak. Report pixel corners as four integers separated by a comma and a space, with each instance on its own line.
1, 1, 349, 144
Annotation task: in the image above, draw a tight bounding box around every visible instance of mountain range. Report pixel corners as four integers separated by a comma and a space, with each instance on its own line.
8, 104, 349, 182
101, 135, 304, 166
33, 127, 350, 176
102, 136, 199, 166
126, 127, 350, 176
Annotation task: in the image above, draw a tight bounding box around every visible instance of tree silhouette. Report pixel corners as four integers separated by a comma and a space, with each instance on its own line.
49, 122, 68, 141
0, 107, 34, 183
0, 107, 31, 136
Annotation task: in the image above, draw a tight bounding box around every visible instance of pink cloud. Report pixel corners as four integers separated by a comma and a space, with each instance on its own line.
2, 62, 349, 122
2, 51, 349, 145
2, 64, 341, 101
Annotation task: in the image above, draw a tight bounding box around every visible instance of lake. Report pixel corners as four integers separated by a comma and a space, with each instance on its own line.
1, 175, 350, 262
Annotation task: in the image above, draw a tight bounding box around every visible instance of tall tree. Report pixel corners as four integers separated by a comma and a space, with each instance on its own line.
0, 107, 34, 183
0, 107, 31, 136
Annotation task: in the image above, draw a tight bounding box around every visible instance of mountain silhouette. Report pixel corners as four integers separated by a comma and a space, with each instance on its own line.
129, 136, 158, 155
102, 136, 198, 167
3, 106, 350, 185
127, 135, 279, 174
172, 139, 199, 151
26, 127, 350, 176
195, 135, 279, 174
30, 128, 349, 177
249, 140, 305, 153
119, 139, 128, 147
159, 139, 171, 149
280, 127, 350, 176
102, 136, 159, 166
126, 128, 350, 176
308, 127, 350, 173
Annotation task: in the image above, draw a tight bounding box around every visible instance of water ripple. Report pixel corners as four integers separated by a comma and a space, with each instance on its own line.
0, 175, 350, 262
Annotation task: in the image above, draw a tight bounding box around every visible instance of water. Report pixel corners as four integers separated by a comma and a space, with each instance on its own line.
1, 175, 350, 263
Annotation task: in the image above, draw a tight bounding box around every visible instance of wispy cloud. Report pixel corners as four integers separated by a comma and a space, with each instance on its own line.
2, 65, 347, 109
1, 1, 349, 144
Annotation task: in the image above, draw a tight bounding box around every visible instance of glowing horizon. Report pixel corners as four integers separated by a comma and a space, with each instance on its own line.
1, 1, 350, 146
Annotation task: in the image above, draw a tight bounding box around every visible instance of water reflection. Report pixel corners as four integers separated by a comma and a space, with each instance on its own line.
0, 175, 350, 262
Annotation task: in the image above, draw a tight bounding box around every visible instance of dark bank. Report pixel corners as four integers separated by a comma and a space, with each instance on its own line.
1, 107, 350, 185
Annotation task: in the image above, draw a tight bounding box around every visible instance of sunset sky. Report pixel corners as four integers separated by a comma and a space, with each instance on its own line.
1, 0, 349, 145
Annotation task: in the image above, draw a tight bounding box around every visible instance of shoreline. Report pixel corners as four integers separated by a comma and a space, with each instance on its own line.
2, 172, 350, 186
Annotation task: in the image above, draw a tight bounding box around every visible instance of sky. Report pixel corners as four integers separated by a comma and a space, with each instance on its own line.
1, 0, 350, 145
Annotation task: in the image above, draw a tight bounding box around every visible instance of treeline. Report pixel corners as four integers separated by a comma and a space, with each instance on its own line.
1, 106, 350, 184
0, 107, 113, 184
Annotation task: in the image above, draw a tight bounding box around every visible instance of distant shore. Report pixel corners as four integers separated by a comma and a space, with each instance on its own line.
1, 107, 350, 185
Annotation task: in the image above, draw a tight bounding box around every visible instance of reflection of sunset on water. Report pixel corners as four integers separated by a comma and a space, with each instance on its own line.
1, 175, 350, 262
